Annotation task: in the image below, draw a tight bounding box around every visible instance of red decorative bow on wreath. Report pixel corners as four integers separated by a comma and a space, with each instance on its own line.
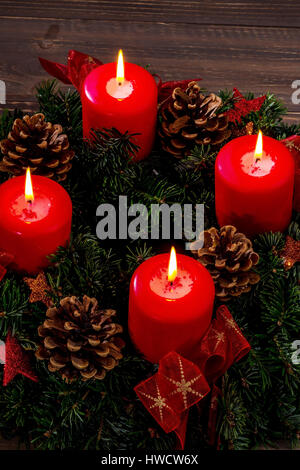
39, 50, 201, 104
39, 50, 103, 92
135, 305, 250, 449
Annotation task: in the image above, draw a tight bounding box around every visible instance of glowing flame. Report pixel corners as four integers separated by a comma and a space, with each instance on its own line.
25, 167, 34, 202
168, 246, 177, 283
254, 130, 263, 161
116, 49, 125, 83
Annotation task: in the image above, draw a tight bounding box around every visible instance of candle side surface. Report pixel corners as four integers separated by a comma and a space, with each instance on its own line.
82, 62, 158, 161
215, 135, 295, 236
0, 175, 72, 273
128, 253, 215, 363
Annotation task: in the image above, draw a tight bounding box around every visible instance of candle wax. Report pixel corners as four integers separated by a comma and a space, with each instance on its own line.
82, 62, 158, 161
215, 135, 295, 236
0, 175, 72, 273
129, 253, 215, 364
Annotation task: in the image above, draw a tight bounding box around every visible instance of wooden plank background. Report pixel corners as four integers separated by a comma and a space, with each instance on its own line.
0, 1, 300, 120
0, 0, 300, 451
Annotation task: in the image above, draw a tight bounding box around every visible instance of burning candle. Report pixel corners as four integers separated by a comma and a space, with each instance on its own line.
128, 247, 215, 364
215, 132, 295, 237
81, 49, 158, 161
0, 169, 72, 273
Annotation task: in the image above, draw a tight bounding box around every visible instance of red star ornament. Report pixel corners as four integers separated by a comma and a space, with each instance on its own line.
280, 236, 300, 271
3, 330, 38, 386
226, 88, 266, 124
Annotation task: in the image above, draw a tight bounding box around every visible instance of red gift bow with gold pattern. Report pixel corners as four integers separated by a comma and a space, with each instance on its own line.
134, 305, 251, 449
39, 50, 201, 103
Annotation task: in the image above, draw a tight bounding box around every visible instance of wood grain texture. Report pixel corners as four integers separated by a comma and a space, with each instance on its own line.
0, 20, 299, 116
0, 1, 299, 119
1, 0, 300, 28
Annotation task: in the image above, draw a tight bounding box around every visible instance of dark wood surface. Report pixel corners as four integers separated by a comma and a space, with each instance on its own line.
0, 0, 300, 451
0, 1, 300, 120
0, 437, 27, 451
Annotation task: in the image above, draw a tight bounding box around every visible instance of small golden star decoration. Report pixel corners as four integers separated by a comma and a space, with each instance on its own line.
139, 382, 171, 423
280, 236, 300, 271
165, 356, 205, 409
212, 328, 225, 350
23, 272, 53, 307
284, 140, 300, 153
219, 310, 243, 337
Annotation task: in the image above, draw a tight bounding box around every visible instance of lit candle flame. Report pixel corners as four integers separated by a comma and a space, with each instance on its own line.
116, 49, 125, 84
168, 246, 177, 283
254, 130, 263, 161
25, 167, 34, 202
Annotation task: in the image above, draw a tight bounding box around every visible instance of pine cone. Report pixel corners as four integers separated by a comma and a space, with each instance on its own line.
191, 225, 260, 301
158, 81, 231, 158
35, 295, 125, 382
0, 113, 75, 181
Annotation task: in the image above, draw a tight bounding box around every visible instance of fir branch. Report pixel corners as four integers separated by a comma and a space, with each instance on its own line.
0, 279, 28, 338
36, 80, 82, 146
125, 244, 154, 274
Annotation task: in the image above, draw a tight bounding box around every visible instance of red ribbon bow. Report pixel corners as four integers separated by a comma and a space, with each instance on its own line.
0, 251, 14, 282
39, 50, 103, 92
39, 50, 201, 104
134, 305, 250, 449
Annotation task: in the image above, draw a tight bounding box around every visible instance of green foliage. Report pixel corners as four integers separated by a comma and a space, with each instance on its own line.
0, 278, 28, 337
0, 80, 299, 451
36, 80, 82, 146
218, 89, 287, 135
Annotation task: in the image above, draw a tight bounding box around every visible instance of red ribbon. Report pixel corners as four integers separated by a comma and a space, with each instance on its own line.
281, 135, 300, 212
0, 251, 14, 282
134, 305, 250, 449
39, 50, 201, 104
39, 50, 103, 92
207, 384, 222, 447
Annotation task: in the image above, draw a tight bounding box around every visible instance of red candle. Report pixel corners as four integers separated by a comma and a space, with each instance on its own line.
0, 170, 72, 273
82, 50, 158, 161
215, 132, 295, 237
128, 247, 215, 364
